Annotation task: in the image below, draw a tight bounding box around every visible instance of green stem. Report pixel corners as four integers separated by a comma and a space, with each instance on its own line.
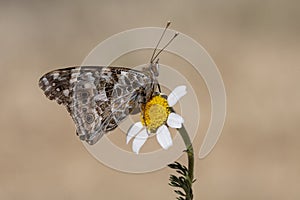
169, 108, 195, 200
177, 125, 194, 182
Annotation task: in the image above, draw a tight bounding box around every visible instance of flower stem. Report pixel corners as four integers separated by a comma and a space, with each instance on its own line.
168, 108, 195, 200
177, 125, 194, 183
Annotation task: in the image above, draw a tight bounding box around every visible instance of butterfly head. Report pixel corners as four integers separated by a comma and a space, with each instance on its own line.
150, 60, 160, 77
143, 60, 160, 78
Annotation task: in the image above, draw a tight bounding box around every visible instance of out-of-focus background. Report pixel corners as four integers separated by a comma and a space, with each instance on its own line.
1, 0, 299, 199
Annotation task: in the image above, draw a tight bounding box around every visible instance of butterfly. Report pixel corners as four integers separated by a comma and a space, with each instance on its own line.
39, 22, 178, 145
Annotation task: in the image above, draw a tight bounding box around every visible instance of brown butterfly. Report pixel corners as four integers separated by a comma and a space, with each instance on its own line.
39, 22, 178, 145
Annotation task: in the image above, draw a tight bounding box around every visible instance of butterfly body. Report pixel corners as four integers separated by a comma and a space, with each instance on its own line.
39, 66, 158, 144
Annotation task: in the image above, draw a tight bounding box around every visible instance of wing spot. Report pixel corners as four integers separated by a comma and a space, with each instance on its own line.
63, 89, 69, 96
86, 113, 95, 124
52, 73, 59, 79
81, 92, 89, 98
42, 77, 49, 86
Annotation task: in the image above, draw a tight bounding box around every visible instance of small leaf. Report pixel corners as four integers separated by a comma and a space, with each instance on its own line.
168, 159, 195, 199
175, 190, 185, 196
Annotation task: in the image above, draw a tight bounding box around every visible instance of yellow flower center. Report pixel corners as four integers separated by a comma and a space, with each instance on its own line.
141, 95, 170, 133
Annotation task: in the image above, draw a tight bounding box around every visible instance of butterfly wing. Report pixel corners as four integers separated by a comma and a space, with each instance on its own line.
39, 66, 155, 145
39, 66, 76, 112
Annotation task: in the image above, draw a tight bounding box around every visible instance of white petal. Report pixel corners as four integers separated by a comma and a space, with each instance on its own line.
167, 113, 184, 128
132, 129, 148, 154
167, 85, 187, 107
156, 125, 173, 149
126, 122, 143, 144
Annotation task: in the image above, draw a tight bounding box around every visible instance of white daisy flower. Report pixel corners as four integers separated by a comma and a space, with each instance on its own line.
126, 85, 187, 154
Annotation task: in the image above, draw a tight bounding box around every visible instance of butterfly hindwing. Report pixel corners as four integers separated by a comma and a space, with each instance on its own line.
39, 66, 155, 144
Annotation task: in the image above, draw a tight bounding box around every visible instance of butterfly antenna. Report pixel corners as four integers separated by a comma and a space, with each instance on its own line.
150, 21, 171, 63
151, 32, 179, 62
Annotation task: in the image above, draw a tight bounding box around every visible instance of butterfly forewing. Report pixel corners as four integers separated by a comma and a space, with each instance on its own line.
39, 66, 156, 144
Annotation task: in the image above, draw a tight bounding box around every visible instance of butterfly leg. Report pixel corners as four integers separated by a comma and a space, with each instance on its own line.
137, 89, 149, 129
157, 83, 161, 93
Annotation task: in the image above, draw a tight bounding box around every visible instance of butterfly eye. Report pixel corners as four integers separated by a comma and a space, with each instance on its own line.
85, 113, 94, 124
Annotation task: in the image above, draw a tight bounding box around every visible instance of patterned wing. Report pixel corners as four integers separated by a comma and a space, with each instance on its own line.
39, 66, 155, 145
39, 66, 76, 112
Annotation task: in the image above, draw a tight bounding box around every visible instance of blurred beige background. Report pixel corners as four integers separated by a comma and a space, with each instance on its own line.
1, 0, 299, 199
